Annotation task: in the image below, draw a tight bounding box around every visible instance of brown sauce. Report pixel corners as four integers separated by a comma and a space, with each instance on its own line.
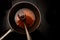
15, 8, 35, 29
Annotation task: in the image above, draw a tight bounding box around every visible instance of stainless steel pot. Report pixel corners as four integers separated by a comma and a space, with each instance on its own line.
0, 1, 41, 40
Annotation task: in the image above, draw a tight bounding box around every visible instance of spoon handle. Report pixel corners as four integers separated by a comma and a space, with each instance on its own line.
0, 29, 12, 40
24, 23, 32, 40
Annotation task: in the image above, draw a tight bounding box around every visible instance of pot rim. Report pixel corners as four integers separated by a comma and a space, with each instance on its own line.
7, 1, 41, 34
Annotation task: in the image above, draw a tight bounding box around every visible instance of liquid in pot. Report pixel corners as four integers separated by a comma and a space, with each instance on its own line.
15, 8, 35, 29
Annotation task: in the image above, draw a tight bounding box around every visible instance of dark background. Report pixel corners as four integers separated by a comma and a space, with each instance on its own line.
0, 0, 56, 40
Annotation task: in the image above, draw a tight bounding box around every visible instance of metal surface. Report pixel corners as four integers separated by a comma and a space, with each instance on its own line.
0, 29, 12, 40
24, 23, 32, 40
8, 1, 41, 34
0, 1, 41, 40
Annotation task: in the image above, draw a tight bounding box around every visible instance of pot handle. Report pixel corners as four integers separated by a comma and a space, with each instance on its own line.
0, 29, 13, 40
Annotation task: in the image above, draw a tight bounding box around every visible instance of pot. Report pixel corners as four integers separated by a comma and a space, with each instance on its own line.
0, 1, 41, 40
